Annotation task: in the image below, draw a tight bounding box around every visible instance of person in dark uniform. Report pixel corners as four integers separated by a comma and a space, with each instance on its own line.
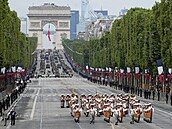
166, 93, 169, 104
157, 90, 160, 101
153, 90, 155, 100
148, 90, 151, 99
0, 101, 2, 116
2, 99, 6, 111
6, 95, 10, 109
10, 109, 16, 125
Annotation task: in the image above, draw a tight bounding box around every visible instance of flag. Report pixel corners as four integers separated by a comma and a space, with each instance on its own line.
127, 67, 131, 73
47, 24, 51, 41
86, 65, 89, 72
115, 72, 119, 77
159, 74, 164, 83
167, 74, 171, 82
121, 73, 125, 78
156, 59, 163, 75
127, 73, 131, 78
156, 59, 163, 66
135, 67, 140, 74
136, 73, 139, 80
145, 73, 150, 80
168, 68, 172, 74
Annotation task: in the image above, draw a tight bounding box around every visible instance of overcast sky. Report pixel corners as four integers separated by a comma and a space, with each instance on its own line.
9, 0, 160, 17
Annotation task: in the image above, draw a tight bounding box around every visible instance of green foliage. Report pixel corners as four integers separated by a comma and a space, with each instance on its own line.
63, 1, 172, 71
0, 0, 37, 68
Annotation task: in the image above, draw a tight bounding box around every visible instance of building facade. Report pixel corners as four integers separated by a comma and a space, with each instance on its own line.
94, 10, 108, 18
20, 17, 28, 35
70, 10, 79, 40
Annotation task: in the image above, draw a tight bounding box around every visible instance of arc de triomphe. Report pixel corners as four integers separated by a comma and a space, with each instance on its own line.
27, 3, 71, 49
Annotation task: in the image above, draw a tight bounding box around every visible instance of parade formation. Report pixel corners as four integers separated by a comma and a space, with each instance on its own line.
60, 93, 154, 125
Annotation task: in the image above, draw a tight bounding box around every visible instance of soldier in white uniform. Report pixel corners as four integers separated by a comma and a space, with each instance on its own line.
112, 106, 119, 125
130, 105, 136, 124
89, 104, 96, 124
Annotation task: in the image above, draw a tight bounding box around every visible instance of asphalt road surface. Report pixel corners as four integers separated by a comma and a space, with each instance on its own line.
0, 72, 172, 129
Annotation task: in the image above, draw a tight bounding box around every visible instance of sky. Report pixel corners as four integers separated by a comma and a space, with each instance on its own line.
9, 0, 161, 17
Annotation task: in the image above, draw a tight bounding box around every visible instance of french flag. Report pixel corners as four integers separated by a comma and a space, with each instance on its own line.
47, 24, 51, 41
156, 59, 164, 83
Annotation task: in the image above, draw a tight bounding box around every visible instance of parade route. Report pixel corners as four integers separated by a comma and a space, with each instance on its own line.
0, 75, 171, 129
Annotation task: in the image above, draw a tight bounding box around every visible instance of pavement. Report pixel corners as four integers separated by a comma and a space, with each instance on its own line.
0, 75, 171, 129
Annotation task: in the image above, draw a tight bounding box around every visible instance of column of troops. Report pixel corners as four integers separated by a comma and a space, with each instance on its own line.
60, 93, 154, 124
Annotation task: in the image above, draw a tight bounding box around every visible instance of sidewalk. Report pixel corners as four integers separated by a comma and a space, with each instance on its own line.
0, 87, 28, 122
94, 81, 172, 109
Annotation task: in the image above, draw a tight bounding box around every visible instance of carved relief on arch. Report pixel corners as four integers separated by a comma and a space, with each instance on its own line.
60, 33, 67, 39
41, 20, 58, 29
32, 33, 38, 37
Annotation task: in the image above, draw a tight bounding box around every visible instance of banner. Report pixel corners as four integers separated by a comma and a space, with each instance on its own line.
115, 72, 119, 77
135, 73, 139, 80
86, 65, 89, 72
127, 73, 131, 78
135, 67, 139, 74
1, 67, 5, 74
159, 74, 164, 83
47, 24, 51, 41
156, 59, 163, 75
121, 73, 125, 78
127, 67, 131, 73
145, 73, 150, 80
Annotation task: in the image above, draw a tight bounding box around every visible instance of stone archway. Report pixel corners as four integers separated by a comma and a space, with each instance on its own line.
27, 3, 71, 49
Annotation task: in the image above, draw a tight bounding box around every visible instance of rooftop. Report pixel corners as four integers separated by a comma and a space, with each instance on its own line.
29, 3, 70, 10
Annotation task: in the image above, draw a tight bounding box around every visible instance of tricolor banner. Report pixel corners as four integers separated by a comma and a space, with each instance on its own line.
135, 67, 140, 80
86, 65, 89, 72
156, 59, 163, 75
120, 69, 125, 78
47, 24, 51, 41
127, 67, 131, 78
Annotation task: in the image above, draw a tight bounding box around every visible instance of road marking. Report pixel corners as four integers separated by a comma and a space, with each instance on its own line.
110, 122, 115, 129
40, 78, 43, 129
6, 123, 11, 129
30, 88, 40, 120
77, 123, 83, 129
155, 108, 172, 117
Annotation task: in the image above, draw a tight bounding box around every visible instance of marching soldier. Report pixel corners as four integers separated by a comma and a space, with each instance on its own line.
130, 105, 135, 124
112, 106, 119, 125
73, 104, 82, 123
103, 103, 111, 123
143, 103, 154, 123
89, 104, 96, 124
60, 94, 65, 108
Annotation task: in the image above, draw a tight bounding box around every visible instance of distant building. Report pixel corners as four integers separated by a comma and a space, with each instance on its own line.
77, 32, 86, 40
119, 8, 128, 15
70, 10, 79, 40
20, 17, 27, 34
85, 18, 114, 41
94, 10, 108, 18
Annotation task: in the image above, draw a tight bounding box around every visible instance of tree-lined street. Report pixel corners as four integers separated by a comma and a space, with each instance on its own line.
0, 71, 172, 129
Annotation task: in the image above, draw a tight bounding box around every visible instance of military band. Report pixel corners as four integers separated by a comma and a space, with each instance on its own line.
60, 93, 154, 125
